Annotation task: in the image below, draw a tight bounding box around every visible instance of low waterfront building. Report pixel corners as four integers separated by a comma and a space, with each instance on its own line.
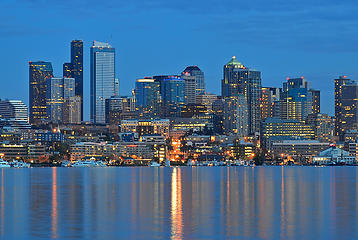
231, 140, 256, 160
120, 119, 170, 138
271, 140, 330, 160
70, 142, 117, 161
348, 140, 358, 161
70, 140, 167, 162
0, 144, 28, 160
312, 146, 356, 165
260, 118, 315, 149
21, 129, 64, 143
0, 143, 47, 161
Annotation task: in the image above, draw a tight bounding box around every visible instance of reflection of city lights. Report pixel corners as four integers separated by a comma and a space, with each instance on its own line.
51, 168, 58, 239
171, 168, 183, 240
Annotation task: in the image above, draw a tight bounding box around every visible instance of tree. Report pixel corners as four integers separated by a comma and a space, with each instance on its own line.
253, 152, 265, 166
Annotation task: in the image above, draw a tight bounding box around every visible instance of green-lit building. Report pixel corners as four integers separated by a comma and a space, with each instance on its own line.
222, 56, 262, 135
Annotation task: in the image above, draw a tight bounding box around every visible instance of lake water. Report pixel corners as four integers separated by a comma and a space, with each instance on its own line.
0, 166, 357, 239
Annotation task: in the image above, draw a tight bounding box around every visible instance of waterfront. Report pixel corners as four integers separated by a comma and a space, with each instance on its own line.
0, 167, 357, 239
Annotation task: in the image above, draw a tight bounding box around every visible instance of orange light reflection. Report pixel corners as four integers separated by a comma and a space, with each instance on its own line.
171, 168, 183, 240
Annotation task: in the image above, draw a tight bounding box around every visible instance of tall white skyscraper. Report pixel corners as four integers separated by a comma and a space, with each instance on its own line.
90, 41, 116, 124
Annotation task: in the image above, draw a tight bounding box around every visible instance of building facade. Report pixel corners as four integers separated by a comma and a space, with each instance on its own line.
120, 119, 170, 138
223, 95, 248, 137
222, 56, 262, 134
90, 41, 116, 124
71, 40, 84, 121
0, 100, 28, 122
135, 78, 161, 118
160, 77, 185, 117
181, 66, 205, 96
335, 76, 356, 139
29, 61, 53, 124
46, 77, 77, 123
279, 77, 312, 121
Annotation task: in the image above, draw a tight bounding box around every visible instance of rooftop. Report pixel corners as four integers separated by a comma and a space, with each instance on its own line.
225, 56, 245, 68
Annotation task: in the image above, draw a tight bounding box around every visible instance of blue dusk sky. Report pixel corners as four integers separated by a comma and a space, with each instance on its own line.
0, 0, 358, 119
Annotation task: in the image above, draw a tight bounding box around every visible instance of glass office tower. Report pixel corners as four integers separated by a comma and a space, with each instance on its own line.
90, 41, 115, 124
29, 61, 53, 124
335, 76, 356, 139
181, 66, 205, 96
222, 56, 262, 135
135, 78, 161, 118
71, 40, 83, 121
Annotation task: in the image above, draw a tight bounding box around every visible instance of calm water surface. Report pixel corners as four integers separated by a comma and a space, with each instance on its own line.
0, 167, 357, 240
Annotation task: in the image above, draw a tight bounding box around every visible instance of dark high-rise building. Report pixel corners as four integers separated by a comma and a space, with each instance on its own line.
335, 76, 356, 139
222, 56, 262, 134
310, 89, 320, 114
341, 84, 358, 137
160, 76, 185, 118
29, 61, 53, 124
71, 40, 83, 120
134, 78, 161, 119
63, 62, 73, 78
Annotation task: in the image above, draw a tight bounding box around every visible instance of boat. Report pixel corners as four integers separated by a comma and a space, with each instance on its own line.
11, 160, 30, 168
61, 160, 71, 167
70, 161, 90, 167
165, 159, 171, 167
95, 161, 107, 167
0, 159, 11, 168
150, 161, 161, 167
187, 159, 193, 167
71, 157, 107, 167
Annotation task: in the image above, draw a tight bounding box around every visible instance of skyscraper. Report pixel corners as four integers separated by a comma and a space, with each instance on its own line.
46, 77, 77, 123
279, 77, 312, 121
182, 75, 196, 104
63, 62, 73, 78
222, 56, 262, 134
160, 76, 185, 117
335, 76, 356, 139
71, 40, 83, 120
223, 94, 248, 136
90, 41, 116, 124
181, 65, 205, 97
260, 87, 281, 120
310, 89, 320, 114
135, 78, 161, 119
341, 84, 358, 137
29, 61, 53, 124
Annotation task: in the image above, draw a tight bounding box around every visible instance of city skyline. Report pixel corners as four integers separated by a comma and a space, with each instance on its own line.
4, 39, 355, 121
1, 1, 358, 119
